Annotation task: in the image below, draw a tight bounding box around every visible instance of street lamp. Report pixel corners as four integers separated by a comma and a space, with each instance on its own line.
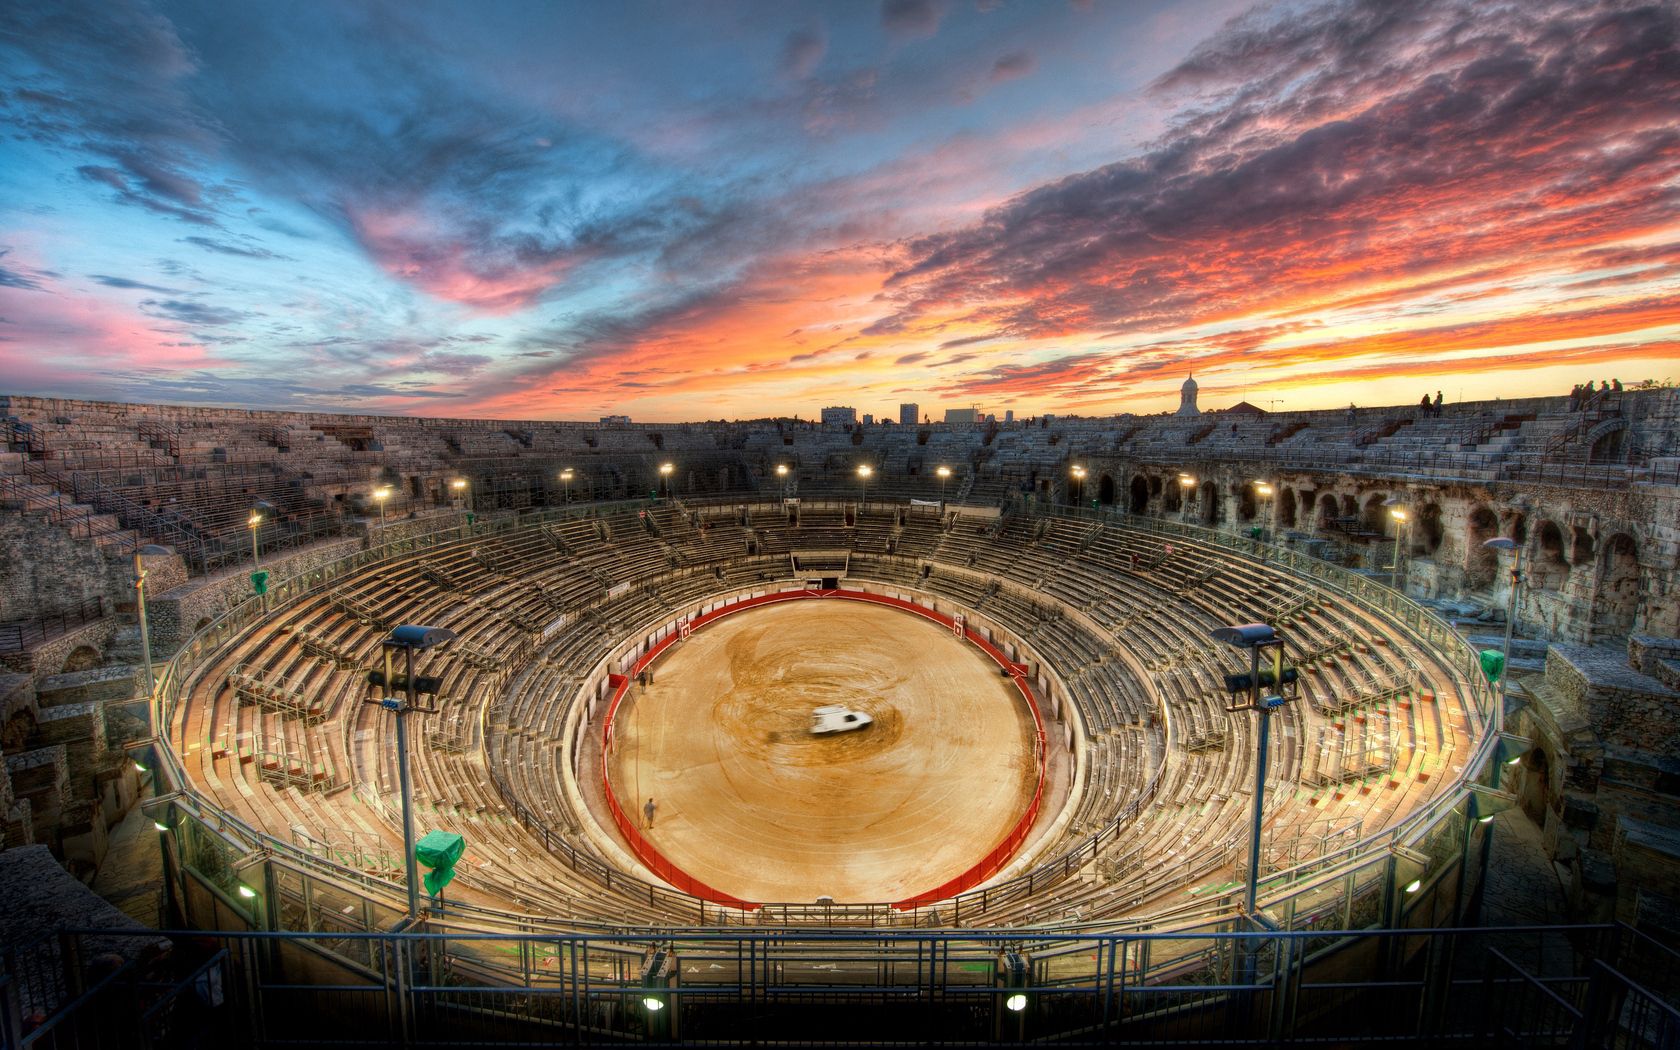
365, 624, 458, 919
1384, 497, 1409, 591
775, 463, 789, 499
936, 465, 951, 505
856, 464, 873, 506
372, 485, 392, 531
1070, 465, 1086, 507
1210, 622, 1294, 916
659, 462, 674, 499
1252, 481, 1274, 542
1483, 537, 1524, 735
247, 499, 276, 570
559, 469, 574, 504
132, 543, 172, 734
1177, 474, 1197, 523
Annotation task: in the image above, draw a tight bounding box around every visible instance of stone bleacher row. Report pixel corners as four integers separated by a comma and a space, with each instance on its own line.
167, 500, 1471, 929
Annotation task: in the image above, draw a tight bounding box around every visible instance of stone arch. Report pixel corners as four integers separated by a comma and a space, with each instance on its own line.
1, 709, 35, 752
1570, 526, 1595, 567
1340, 494, 1358, 520
1360, 494, 1388, 533
1598, 533, 1640, 636
1466, 504, 1499, 587
61, 645, 101, 674
1418, 503, 1444, 554
1277, 488, 1298, 529
1148, 475, 1163, 497
1532, 520, 1569, 591
1200, 482, 1220, 525
1316, 492, 1340, 530
1507, 510, 1527, 546
1098, 473, 1116, 506
1128, 475, 1149, 514
1236, 484, 1258, 522
1165, 480, 1183, 514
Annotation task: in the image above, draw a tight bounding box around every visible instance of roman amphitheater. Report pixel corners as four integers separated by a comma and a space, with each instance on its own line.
2, 386, 1677, 1044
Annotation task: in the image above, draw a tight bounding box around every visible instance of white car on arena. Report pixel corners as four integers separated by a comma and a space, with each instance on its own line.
810, 705, 873, 735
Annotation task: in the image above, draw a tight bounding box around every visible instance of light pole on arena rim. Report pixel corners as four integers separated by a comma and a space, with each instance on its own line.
1252, 481, 1273, 539
247, 499, 277, 570
856, 464, 873, 506
936, 464, 951, 506
659, 462, 674, 499
775, 463, 789, 499
373, 484, 392, 535
1483, 536, 1524, 736
1070, 464, 1086, 507
1177, 474, 1197, 523
132, 542, 172, 734
365, 624, 457, 920
1210, 622, 1294, 916
559, 468, 574, 504
1383, 496, 1409, 592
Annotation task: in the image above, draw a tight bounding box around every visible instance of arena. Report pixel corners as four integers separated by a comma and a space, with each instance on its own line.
4, 387, 1677, 1043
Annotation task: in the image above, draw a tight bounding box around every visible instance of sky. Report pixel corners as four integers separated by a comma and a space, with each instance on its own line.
1, 0, 1676, 422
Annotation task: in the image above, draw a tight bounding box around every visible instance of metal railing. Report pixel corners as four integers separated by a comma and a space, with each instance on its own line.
0, 597, 105, 653
7, 923, 1678, 1047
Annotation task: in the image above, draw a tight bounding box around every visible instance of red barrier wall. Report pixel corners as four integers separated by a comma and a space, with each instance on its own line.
599, 587, 1048, 911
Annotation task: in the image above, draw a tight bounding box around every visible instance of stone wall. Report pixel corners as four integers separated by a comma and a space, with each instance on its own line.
145, 535, 363, 651
0, 506, 130, 624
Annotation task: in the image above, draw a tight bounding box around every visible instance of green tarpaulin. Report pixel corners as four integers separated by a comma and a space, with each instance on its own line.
1479, 649, 1506, 683
416, 830, 464, 896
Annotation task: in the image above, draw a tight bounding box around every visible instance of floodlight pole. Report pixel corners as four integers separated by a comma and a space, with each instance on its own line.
395, 642, 420, 919
1213, 625, 1289, 917
1485, 537, 1524, 736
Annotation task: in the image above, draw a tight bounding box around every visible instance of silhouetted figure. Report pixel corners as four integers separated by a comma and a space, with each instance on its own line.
1612, 378, 1622, 392
644, 798, 656, 827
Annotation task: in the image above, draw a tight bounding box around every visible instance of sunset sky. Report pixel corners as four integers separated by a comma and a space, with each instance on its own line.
1, 0, 1676, 421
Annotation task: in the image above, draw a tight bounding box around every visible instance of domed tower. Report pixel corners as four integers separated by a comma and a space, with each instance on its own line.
1176, 374, 1200, 416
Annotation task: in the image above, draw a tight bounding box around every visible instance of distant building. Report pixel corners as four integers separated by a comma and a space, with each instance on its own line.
899, 403, 918, 426
599, 414, 631, 424
1004, 409, 1014, 423
1176, 375, 1200, 416
944, 407, 979, 424
821, 405, 858, 427
862, 413, 874, 425
1224, 401, 1267, 416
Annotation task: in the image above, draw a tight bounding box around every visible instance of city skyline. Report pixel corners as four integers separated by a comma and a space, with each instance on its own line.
2, 0, 1676, 422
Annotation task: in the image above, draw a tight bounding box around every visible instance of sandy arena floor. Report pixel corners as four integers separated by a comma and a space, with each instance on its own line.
603, 600, 1040, 902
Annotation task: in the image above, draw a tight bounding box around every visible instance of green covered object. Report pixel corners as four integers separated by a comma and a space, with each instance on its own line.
1479, 649, 1506, 683
250, 569, 270, 595
415, 830, 464, 896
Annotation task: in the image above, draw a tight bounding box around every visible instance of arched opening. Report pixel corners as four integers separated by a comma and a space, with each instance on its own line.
1098, 473, 1116, 506
1533, 521, 1569, 591
1466, 505, 1499, 587
1128, 475, 1149, 514
1516, 747, 1551, 824
1237, 485, 1257, 522
1589, 427, 1625, 463
1149, 476, 1163, 497
1278, 488, 1298, 529
1599, 534, 1640, 636
1418, 503, 1444, 554
1200, 483, 1220, 525
1, 709, 36, 752
1360, 494, 1388, 533
1570, 527, 1595, 567
1316, 493, 1340, 531
1340, 494, 1358, 520
61, 645, 100, 674
1508, 511, 1527, 547
1165, 482, 1182, 514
